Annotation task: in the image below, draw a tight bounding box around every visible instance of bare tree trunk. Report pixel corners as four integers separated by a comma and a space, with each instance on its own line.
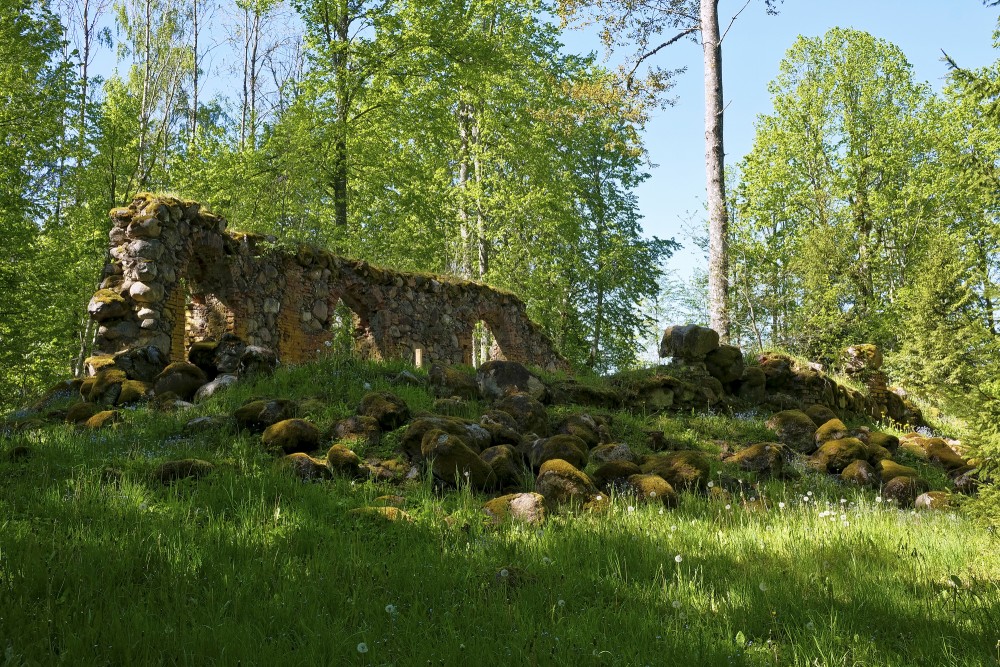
701, 0, 729, 341
191, 0, 198, 141
457, 101, 473, 279
137, 0, 153, 187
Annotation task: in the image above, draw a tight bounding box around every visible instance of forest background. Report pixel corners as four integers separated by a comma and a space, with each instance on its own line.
5, 0, 1000, 474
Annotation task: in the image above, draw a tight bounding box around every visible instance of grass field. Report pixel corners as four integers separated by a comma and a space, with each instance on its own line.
1, 355, 998, 666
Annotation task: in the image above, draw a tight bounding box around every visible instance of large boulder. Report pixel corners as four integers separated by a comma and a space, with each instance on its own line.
876, 459, 919, 484
915, 491, 952, 510
883, 475, 930, 508
87, 289, 130, 322
592, 460, 642, 489
110, 345, 168, 382
153, 459, 214, 484
331, 415, 381, 448
659, 325, 720, 361
279, 453, 333, 481
624, 474, 678, 507
428, 364, 480, 400
233, 399, 297, 432
803, 404, 838, 428
188, 341, 221, 380
640, 451, 711, 491
557, 414, 603, 449
534, 459, 597, 505
924, 439, 967, 471
480, 445, 522, 489
495, 394, 550, 437
152, 362, 208, 401
723, 443, 786, 477
477, 360, 548, 402
841, 460, 878, 487
261, 418, 321, 454
193, 374, 238, 403
214, 333, 248, 375
483, 492, 547, 525
325, 444, 364, 478
89, 369, 128, 406
421, 430, 495, 490
400, 416, 491, 460
237, 345, 278, 377
809, 438, 868, 474
84, 409, 120, 430
766, 410, 817, 454
479, 410, 522, 447
867, 432, 899, 455
815, 418, 849, 448
527, 434, 589, 471
590, 442, 637, 466
704, 344, 745, 385
357, 392, 411, 431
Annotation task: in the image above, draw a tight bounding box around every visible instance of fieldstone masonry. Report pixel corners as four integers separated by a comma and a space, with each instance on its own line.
87, 194, 567, 372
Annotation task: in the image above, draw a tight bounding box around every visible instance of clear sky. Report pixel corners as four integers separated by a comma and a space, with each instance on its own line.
561, 1, 1000, 278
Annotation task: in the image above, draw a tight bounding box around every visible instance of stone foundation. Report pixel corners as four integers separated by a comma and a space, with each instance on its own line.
87, 194, 567, 371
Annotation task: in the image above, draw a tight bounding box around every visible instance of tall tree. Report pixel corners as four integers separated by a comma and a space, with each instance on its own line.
558, 0, 781, 340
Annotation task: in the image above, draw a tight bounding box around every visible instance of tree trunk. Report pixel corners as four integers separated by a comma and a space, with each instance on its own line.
191, 0, 198, 141
701, 0, 729, 341
457, 101, 473, 278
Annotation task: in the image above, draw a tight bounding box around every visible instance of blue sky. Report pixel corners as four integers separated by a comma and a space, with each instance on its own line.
560, 0, 1000, 278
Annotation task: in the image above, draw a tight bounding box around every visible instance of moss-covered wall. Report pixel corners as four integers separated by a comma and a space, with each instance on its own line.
86, 194, 567, 372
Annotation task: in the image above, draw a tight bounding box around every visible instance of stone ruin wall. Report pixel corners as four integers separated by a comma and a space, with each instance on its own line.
87, 194, 568, 373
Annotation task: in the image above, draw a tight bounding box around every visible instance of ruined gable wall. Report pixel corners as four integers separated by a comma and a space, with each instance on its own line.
87, 194, 567, 372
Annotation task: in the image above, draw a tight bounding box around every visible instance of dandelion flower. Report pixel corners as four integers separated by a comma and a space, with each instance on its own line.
778, 502, 785, 509
707, 481, 715, 488
628, 505, 636, 513
558, 599, 565, 607
759, 582, 768, 592
806, 621, 815, 631
725, 504, 732, 510
875, 496, 882, 503
807, 491, 813, 496
357, 643, 369, 654
672, 600, 681, 609
674, 554, 683, 563
840, 498, 847, 504
671, 525, 677, 532
500, 568, 509, 578
595, 495, 603, 501
385, 604, 397, 615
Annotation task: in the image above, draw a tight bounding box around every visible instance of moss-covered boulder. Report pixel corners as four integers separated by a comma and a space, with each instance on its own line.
421, 430, 495, 490
153, 362, 208, 401
535, 459, 597, 505
952, 466, 979, 495
841, 460, 878, 487
766, 410, 817, 454
876, 459, 918, 484
326, 444, 364, 478
640, 451, 711, 491
704, 344, 745, 384
803, 404, 838, 427
659, 324, 720, 361
479, 410, 522, 447
357, 391, 411, 431
528, 434, 589, 471
477, 360, 548, 402
117, 380, 152, 405
867, 432, 899, 455
549, 380, 622, 409
737, 366, 767, 402
624, 474, 678, 507
480, 445, 522, 489
153, 458, 214, 484
590, 442, 637, 466
233, 399, 297, 432
592, 460, 642, 490
87, 289, 129, 322
483, 492, 547, 525
723, 443, 786, 477
88, 369, 128, 405
809, 437, 867, 474
84, 410, 120, 430
428, 364, 480, 400
188, 340, 221, 379
332, 415, 381, 448
183, 415, 232, 435
400, 416, 491, 460
883, 475, 930, 507
262, 418, 321, 454
279, 453, 332, 481
65, 402, 103, 424
558, 414, 602, 448
495, 393, 550, 437
924, 439, 967, 471
866, 442, 893, 464
915, 491, 952, 510
815, 418, 849, 447
349, 506, 414, 523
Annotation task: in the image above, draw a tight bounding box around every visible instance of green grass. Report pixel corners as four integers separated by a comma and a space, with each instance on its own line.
1, 356, 998, 666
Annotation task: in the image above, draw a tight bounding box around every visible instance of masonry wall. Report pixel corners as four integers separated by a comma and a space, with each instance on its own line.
87, 194, 567, 371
